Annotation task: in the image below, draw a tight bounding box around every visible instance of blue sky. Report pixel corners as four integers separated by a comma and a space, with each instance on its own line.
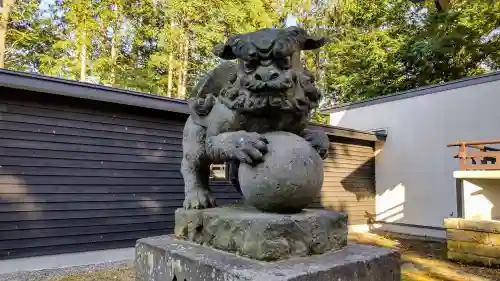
285, 14, 298, 27
40, 0, 53, 10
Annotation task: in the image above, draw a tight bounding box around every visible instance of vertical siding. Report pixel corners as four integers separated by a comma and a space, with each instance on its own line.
0, 90, 240, 259
312, 137, 376, 225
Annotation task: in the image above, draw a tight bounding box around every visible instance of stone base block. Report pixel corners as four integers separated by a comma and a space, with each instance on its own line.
448, 251, 500, 268
444, 218, 500, 234
174, 205, 348, 261
135, 235, 401, 281
445, 218, 500, 267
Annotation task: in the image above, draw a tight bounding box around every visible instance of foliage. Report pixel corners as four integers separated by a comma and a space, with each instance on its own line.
310, 109, 329, 124
4, 0, 52, 72
1, 0, 499, 109
3, 0, 278, 98
320, 0, 500, 104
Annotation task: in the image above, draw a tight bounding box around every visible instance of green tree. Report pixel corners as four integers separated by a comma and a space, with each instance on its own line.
0, 0, 16, 68
3, 0, 282, 98
164, 0, 278, 98
64, 0, 101, 81
320, 0, 500, 104
397, 0, 500, 88
3, 0, 44, 70
92, 0, 127, 87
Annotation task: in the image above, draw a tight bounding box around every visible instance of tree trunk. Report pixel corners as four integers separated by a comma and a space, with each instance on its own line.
110, 37, 116, 86
435, 0, 450, 11
166, 52, 174, 97
314, 50, 320, 81
80, 42, 87, 82
179, 35, 189, 99
110, 3, 119, 87
0, 0, 15, 68
166, 21, 174, 97
175, 33, 185, 99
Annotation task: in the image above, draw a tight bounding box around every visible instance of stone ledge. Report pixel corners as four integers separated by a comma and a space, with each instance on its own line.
444, 218, 500, 234
135, 235, 401, 281
174, 205, 348, 261
448, 251, 500, 268
445, 218, 500, 267
453, 170, 500, 179
446, 229, 500, 246
447, 240, 500, 259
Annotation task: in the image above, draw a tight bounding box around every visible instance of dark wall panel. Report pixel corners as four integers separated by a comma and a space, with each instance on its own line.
0, 90, 240, 259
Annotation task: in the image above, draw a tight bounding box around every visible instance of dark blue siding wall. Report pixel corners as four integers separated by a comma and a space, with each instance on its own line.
0, 85, 378, 260
0, 89, 240, 259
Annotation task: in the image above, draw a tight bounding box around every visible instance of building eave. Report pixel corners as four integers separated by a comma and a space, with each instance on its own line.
0, 69, 384, 142
321, 70, 500, 114
0, 69, 189, 114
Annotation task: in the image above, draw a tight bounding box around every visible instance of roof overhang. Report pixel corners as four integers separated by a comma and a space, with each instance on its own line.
0, 69, 189, 114
0, 69, 385, 142
321, 70, 500, 114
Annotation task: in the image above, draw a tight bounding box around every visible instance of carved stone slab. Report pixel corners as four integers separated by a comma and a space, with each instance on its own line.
135, 235, 401, 281
174, 205, 348, 261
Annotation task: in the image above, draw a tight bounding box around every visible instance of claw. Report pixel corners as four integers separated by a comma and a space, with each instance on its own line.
318, 148, 329, 159
183, 189, 216, 209
303, 130, 330, 159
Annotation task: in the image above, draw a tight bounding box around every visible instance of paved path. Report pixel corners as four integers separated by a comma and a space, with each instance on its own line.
0, 248, 134, 281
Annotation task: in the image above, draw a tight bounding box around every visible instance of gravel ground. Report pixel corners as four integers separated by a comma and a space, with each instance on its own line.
0, 260, 133, 281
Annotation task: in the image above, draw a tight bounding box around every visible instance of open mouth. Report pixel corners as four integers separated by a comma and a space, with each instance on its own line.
241, 77, 293, 94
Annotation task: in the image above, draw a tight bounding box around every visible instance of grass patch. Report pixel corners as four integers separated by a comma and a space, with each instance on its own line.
349, 232, 499, 281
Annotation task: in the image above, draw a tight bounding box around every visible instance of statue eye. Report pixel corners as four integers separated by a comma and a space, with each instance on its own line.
243, 60, 258, 73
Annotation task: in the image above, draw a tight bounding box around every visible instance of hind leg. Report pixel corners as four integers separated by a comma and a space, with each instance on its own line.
181, 116, 216, 209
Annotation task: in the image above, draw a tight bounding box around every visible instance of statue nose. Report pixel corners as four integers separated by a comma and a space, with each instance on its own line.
255, 69, 280, 82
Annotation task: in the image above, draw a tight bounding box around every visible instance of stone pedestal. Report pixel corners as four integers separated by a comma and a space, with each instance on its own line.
135, 205, 401, 280
135, 235, 401, 281
445, 218, 500, 267
174, 205, 348, 261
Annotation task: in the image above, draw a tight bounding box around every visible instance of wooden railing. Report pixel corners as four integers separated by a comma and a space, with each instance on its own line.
448, 140, 500, 170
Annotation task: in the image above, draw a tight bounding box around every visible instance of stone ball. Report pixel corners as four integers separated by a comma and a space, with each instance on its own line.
238, 131, 324, 213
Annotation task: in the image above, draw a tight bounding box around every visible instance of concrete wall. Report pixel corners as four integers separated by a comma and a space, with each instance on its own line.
327, 73, 500, 238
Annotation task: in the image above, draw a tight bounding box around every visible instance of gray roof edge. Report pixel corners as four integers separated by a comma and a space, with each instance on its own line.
321, 70, 500, 113
309, 122, 386, 141
0, 69, 190, 114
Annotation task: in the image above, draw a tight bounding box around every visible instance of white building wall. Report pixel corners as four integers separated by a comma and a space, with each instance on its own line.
329, 75, 500, 238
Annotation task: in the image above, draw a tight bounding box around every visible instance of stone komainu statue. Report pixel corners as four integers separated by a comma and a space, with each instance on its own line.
181, 27, 330, 209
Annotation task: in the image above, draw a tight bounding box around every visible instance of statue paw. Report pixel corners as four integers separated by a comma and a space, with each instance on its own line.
228, 131, 269, 165
183, 189, 216, 209
303, 130, 329, 159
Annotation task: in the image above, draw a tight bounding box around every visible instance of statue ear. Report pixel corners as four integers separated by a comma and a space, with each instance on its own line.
286, 26, 329, 50
212, 36, 241, 60
302, 36, 329, 50
212, 43, 236, 60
